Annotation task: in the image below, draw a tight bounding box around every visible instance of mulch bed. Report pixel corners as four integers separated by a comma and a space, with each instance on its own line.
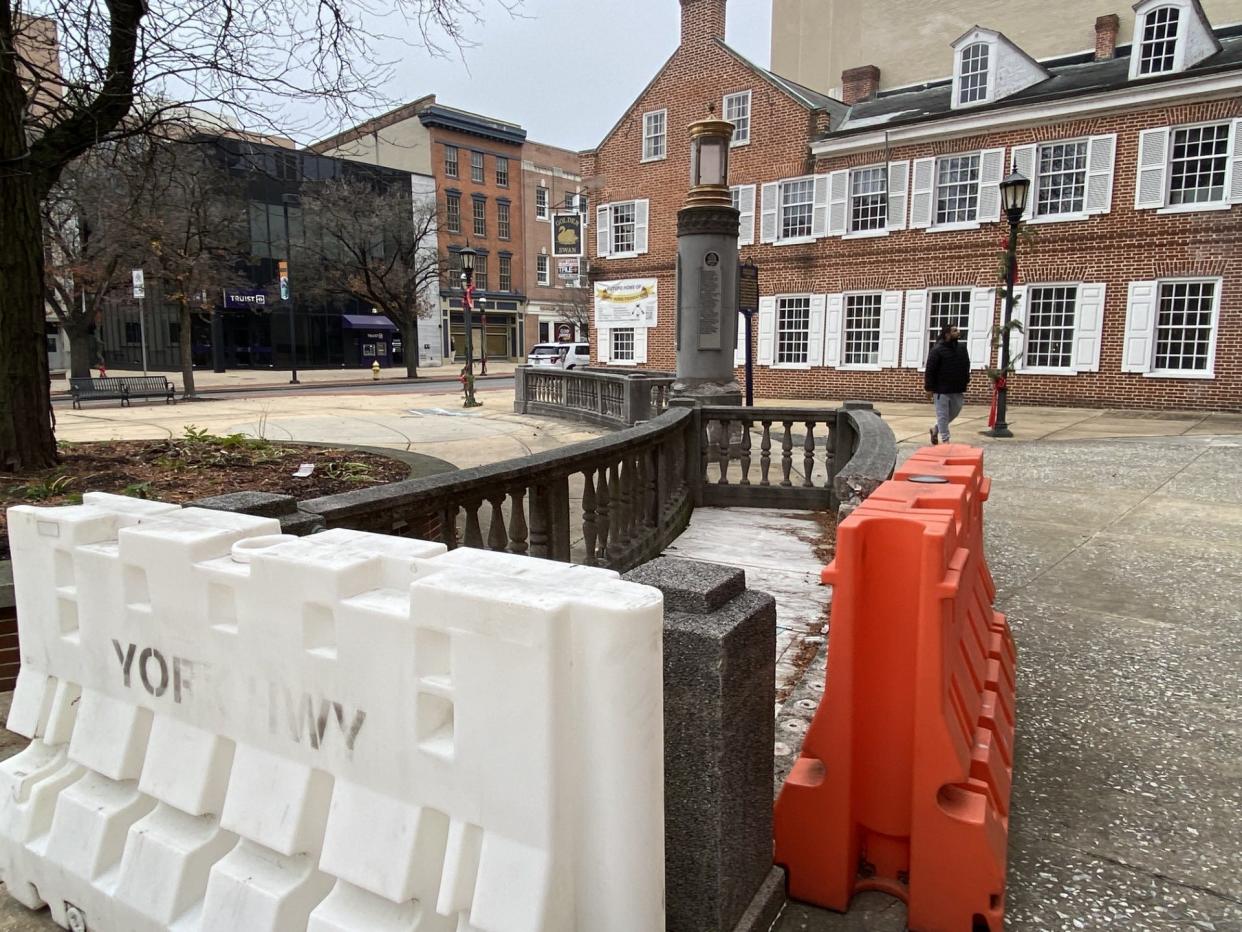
0, 432, 411, 560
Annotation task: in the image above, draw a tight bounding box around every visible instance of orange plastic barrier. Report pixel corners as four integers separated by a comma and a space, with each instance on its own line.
774, 445, 1015, 931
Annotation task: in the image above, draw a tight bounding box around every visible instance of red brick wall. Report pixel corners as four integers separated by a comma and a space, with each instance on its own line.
587, 72, 1242, 411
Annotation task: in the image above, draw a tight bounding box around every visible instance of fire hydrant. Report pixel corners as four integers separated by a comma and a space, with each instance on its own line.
371, 360, 381, 380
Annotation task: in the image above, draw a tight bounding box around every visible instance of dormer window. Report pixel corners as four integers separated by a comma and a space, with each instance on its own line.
1128, 0, 1221, 80
1138, 5, 1180, 74
958, 43, 991, 104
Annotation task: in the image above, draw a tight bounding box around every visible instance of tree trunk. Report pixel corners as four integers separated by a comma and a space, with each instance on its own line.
65, 321, 95, 379
0, 62, 57, 470
402, 320, 419, 379
178, 299, 196, 398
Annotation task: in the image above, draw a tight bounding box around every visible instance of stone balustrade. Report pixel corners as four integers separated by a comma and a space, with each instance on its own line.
514, 365, 676, 428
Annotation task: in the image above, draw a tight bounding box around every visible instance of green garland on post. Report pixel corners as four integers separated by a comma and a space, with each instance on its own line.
986, 226, 1039, 383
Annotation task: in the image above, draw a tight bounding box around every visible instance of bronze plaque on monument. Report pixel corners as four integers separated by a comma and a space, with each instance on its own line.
697, 251, 722, 350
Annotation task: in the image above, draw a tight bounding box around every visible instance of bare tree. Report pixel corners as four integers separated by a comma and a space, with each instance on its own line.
298, 175, 441, 379
0, 0, 510, 470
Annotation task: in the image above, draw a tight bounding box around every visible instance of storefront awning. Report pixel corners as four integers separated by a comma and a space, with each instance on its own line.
342, 314, 398, 331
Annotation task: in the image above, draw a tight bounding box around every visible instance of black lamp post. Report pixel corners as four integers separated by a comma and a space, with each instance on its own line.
459, 245, 481, 407
984, 171, 1031, 439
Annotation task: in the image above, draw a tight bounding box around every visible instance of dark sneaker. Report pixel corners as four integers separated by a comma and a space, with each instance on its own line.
929, 427, 939, 445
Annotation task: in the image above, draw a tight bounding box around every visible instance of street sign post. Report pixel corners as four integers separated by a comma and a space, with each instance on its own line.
278, 259, 297, 384
132, 269, 148, 375
738, 261, 759, 406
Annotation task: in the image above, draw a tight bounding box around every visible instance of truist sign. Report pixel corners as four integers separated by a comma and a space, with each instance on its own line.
223, 289, 269, 309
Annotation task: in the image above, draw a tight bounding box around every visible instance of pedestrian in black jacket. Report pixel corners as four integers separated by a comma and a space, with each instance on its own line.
924, 323, 970, 444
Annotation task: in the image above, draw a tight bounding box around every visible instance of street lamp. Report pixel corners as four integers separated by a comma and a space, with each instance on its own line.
983, 171, 1031, 439
458, 245, 481, 407
281, 193, 300, 384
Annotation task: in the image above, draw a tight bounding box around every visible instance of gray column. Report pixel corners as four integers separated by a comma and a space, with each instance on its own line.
623, 557, 784, 932
674, 206, 742, 406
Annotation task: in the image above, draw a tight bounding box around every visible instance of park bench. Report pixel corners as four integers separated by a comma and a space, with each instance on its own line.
69, 376, 177, 409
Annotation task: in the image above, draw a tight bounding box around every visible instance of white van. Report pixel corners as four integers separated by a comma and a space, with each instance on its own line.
527, 343, 591, 369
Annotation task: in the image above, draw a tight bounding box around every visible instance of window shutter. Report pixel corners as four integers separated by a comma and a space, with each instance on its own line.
1073, 283, 1106, 372
910, 158, 936, 228
886, 161, 909, 231
1229, 119, 1242, 203
902, 288, 930, 368
596, 205, 611, 258
757, 297, 776, 365
812, 174, 833, 238
824, 293, 845, 367
1135, 128, 1170, 210
825, 170, 848, 236
633, 199, 650, 254
1008, 286, 1027, 371
1085, 134, 1117, 215
1010, 145, 1036, 221
878, 291, 903, 368
760, 182, 779, 243
737, 184, 756, 245
968, 287, 997, 371
634, 326, 648, 364
1122, 281, 1158, 372
808, 294, 827, 365
596, 327, 611, 364
977, 147, 1006, 222
734, 313, 746, 366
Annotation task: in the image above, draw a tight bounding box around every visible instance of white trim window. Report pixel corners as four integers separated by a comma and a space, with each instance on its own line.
849, 165, 887, 232
724, 91, 751, 146
843, 293, 883, 366
957, 42, 991, 105
1123, 278, 1220, 377
776, 296, 812, 365
611, 328, 636, 362
935, 154, 980, 224
927, 289, 972, 356
1012, 136, 1116, 220
1023, 285, 1078, 370
1136, 4, 1181, 76
536, 186, 549, 220
1136, 120, 1242, 211
780, 178, 815, 240
595, 199, 650, 258
536, 254, 550, 286
642, 110, 667, 161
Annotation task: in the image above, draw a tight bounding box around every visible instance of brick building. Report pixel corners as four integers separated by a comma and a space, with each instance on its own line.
584, 0, 1242, 411
521, 141, 591, 350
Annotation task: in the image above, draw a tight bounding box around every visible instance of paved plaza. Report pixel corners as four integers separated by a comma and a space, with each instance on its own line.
5, 388, 1241, 929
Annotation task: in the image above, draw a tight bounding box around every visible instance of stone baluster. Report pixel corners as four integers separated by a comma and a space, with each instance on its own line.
645, 447, 659, 528
608, 462, 624, 566
739, 420, 752, 486
487, 494, 508, 550
582, 471, 598, 565
528, 485, 550, 559
507, 488, 529, 555
464, 502, 485, 549
440, 506, 458, 548
717, 418, 731, 485
780, 421, 794, 487
823, 419, 834, 485
596, 464, 611, 561
803, 421, 816, 488
760, 421, 772, 486
619, 457, 634, 546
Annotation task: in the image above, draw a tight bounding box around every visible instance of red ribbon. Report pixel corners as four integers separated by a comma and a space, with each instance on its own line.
988, 376, 1006, 427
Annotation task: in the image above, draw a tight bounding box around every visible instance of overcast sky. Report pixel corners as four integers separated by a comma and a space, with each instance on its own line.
349, 0, 772, 151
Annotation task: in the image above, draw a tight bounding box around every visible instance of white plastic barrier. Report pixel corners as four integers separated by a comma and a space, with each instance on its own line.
0, 493, 665, 932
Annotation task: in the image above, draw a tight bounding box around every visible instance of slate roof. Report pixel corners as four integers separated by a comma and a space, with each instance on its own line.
827, 27, 1242, 139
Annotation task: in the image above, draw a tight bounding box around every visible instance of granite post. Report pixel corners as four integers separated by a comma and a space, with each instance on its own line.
624, 557, 784, 932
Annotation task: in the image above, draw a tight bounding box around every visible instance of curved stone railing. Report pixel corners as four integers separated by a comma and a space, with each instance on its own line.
290, 400, 897, 572
513, 365, 676, 428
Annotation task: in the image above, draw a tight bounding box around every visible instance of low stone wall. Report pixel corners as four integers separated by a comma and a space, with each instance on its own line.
514, 365, 676, 428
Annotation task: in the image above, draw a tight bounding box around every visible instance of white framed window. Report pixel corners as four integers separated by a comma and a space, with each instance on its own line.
724, 91, 751, 146
536, 254, 550, 286
849, 166, 887, 232
780, 178, 814, 240
927, 289, 972, 356
843, 293, 882, 366
1023, 285, 1078, 370
470, 151, 485, 184
642, 110, 667, 161
776, 296, 811, 365
1123, 278, 1219, 377
1137, 5, 1181, 75
957, 42, 991, 105
1135, 121, 1242, 211
935, 154, 980, 224
536, 186, 549, 220
595, 200, 650, 258
1012, 136, 1116, 221
611, 328, 636, 362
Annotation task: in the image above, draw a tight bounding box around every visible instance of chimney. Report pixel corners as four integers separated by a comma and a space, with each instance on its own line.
841, 65, 881, 105
1094, 14, 1120, 61
680, 0, 726, 48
